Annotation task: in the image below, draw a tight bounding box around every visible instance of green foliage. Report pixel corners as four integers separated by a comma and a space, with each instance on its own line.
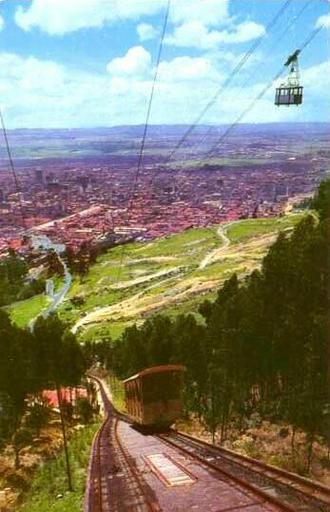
17, 423, 99, 512
26, 401, 51, 436
75, 397, 94, 424
46, 250, 64, 277
311, 178, 330, 220
0, 310, 36, 423
0, 311, 86, 472
112, 181, 329, 465
33, 313, 86, 389
0, 250, 46, 307
0, 392, 19, 448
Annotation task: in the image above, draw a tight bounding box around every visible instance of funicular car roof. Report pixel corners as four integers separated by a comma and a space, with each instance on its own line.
123, 364, 186, 383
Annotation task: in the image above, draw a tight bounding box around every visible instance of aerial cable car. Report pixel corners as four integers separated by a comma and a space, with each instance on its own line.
275, 50, 303, 106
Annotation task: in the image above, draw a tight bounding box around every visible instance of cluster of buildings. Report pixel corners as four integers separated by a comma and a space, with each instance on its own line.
0, 128, 327, 255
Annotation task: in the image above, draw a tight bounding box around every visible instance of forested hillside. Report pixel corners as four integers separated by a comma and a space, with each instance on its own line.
106, 180, 330, 470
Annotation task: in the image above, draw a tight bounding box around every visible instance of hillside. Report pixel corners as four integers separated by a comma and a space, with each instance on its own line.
8, 214, 304, 340
64, 214, 304, 341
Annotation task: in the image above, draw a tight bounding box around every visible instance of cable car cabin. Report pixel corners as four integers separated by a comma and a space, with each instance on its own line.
275, 50, 303, 107
275, 86, 303, 106
123, 365, 186, 428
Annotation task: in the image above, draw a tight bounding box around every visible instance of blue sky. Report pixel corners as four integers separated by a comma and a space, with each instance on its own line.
0, 0, 329, 128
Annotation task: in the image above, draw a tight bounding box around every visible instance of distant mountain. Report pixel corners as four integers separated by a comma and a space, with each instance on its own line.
1, 123, 328, 164
8, 122, 330, 138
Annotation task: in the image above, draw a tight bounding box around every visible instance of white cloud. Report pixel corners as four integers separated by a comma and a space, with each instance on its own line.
0, 15, 4, 31
15, 0, 162, 35
1, 49, 328, 129
303, 60, 330, 90
170, 0, 229, 26
316, 13, 330, 29
158, 56, 215, 82
14, 0, 231, 36
137, 23, 157, 41
106, 46, 151, 76
14, 0, 259, 45
166, 20, 265, 49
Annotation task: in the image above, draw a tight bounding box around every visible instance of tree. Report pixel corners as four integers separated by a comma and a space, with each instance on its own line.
311, 178, 330, 220
46, 249, 64, 277
33, 313, 85, 491
0, 311, 36, 432
12, 427, 33, 469
75, 397, 94, 424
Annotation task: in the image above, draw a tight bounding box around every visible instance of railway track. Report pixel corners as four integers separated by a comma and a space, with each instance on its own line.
157, 431, 330, 512
86, 376, 330, 512
85, 383, 159, 512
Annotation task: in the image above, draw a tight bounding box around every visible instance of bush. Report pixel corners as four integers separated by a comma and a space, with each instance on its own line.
26, 401, 51, 436
74, 398, 94, 424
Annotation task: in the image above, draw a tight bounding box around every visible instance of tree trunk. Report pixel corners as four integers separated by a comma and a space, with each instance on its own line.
220, 410, 226, 444
212, 427, 215, 445
56, 384, 73, 492
14, 448, 20, 470
306, 432, 314, 473
291, 425, 296, 457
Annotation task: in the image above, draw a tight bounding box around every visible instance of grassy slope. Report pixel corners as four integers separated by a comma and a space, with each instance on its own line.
59, 226, 220, 331
17, 422, 99, 512
8, 294, 49, 328
226, 216, 301, 243
63, 214, 304, 341
7, 214, 304, 340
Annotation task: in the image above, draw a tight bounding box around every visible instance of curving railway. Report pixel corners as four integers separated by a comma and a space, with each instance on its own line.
85, 378, 330, 512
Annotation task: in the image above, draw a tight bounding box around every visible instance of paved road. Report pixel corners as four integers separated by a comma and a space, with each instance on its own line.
29, 236, 72, 330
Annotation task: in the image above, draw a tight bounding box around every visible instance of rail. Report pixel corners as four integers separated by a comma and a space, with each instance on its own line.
86, 375, 330, 512
85, 375, 158, 512
157, 430, 330, 512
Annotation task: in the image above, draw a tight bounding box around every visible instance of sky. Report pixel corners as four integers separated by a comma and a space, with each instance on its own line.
0, 0, 329, 128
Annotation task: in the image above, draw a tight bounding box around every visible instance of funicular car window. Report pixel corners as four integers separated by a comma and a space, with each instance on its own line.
142, 371, 181, 404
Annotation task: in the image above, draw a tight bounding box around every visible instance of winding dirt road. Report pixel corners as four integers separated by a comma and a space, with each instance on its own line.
199, 224, 230, 269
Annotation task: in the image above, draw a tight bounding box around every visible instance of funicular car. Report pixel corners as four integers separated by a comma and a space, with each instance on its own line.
123, 364, 186, 427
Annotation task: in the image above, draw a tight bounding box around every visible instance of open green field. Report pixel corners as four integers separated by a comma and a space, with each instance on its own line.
8, 294, 49, 328
226, 216, 303, 243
